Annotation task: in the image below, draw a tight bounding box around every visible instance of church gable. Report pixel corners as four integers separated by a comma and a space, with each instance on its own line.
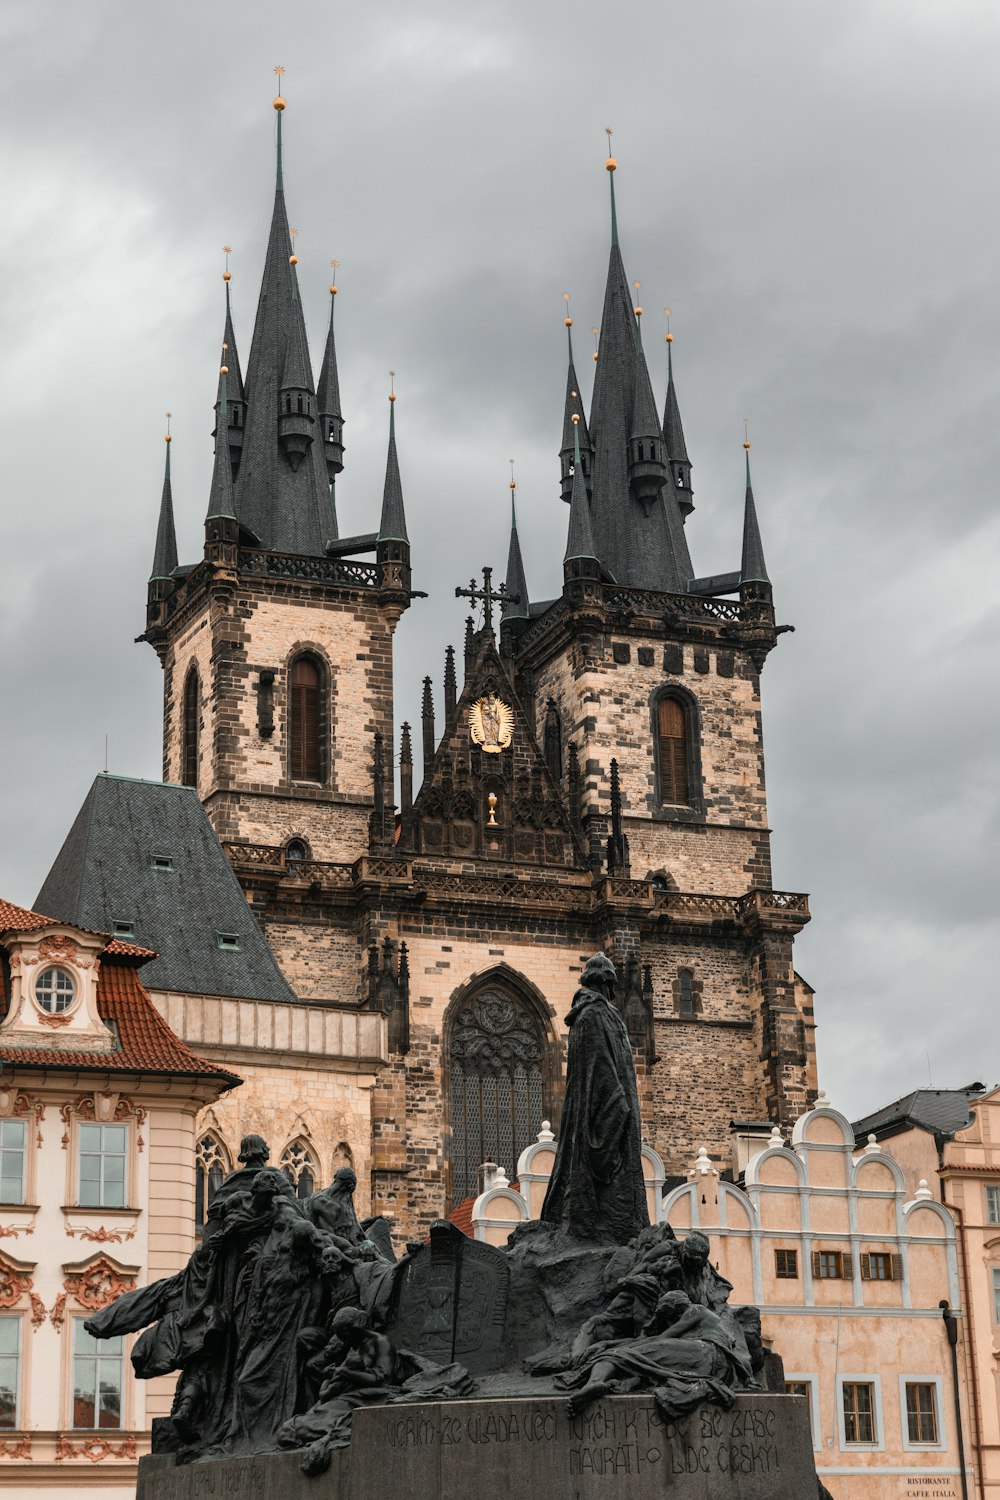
405, 630, 585, 871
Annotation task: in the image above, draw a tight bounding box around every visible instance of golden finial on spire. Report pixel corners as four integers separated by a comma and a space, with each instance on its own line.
743, 418, 751, 451
329, 258, 339, 296
633, 280, 642, 318
220, 341, 229, 376
509, 458, 517, 492
289, 227, 298, 267
591, 326, 600, 362
389, 370, 396, 403
165, 412, 172, 444
571, 413, 580, 426
563, 290, 572, 328
664, 306, 673, 344
223, 245, 232, 283
273, 65, 286, 111
604, 126, 617, 172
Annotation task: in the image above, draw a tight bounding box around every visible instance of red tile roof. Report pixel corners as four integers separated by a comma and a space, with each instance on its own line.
0, 899, 236, 1086
448, 1195, 475, 1236
0, 899, 157, 961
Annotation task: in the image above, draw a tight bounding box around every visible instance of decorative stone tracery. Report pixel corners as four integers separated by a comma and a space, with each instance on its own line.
55, 1434, 137, 1462
447, 985, 550, 1202
60, 1093, 146, 1151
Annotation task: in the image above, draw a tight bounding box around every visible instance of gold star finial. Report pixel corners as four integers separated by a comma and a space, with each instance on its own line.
743, 418, 751, 451
273, 66, 286, 111
664, 306, 672, 343
329, 257, 339, 295
165, 411, 172, 443
389, 370, 396, 403
509, 458, 516, 492
289, 227, 298, 267
223, 245, 232, 283
591, 326, 600, 362
605, 126, 617, 172
563, 290, 572, 328
633, 280, 642, 317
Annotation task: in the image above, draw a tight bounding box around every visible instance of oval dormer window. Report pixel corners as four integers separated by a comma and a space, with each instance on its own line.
35, 966, 76, 1014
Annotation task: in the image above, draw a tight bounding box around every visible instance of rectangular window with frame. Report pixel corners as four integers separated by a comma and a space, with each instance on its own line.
986, 1185, 1000, 1225
992, 1268, 1000, 1322
77, 1124, 127, 1209
812, 1249, 851, 1280
860, 1251, 902, 1281
0, 1120, 26, 1205
842, 1381, 877, 1444
775, 1249, 799, 1279
0, 1317, 19, 1430
905, 1382, 939, 1445
73, 1321, 123, 1429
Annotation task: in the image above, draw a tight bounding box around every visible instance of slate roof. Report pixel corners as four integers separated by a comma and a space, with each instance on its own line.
35, 775, 297, 1005
853, 1084, 987, 1143
377, 401, 408, 544
0, 898, 155, 960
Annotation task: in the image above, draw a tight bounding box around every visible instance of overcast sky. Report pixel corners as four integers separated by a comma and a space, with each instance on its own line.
1, 0, 997, 1124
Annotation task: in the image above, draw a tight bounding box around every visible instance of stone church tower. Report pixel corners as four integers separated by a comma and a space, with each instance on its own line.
141, 102, 816, 1240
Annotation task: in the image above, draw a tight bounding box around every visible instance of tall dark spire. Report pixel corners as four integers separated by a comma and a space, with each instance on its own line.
662, 331, 693, 519
213, 256, 246, 481
559, 301, 592, 503
585, 154, 693, 593
206, 350, 237, 524
502, 466, 529, 621
317, 270, 345, 483
377, 392, 408, 543
149, 426, 178, 582
234, 94, 334, 556
740, 443, 769, 586
564, 418, 598, 566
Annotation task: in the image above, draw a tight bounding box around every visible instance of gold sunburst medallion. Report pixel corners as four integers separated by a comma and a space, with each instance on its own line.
469, 695, 514, 754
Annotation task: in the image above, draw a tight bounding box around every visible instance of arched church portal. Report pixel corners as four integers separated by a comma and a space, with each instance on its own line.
445, 975, 556, 1205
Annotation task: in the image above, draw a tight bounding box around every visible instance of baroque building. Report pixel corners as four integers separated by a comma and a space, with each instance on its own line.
39, 94, 817, 1245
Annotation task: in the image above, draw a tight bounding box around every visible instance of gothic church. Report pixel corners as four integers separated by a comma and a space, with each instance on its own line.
38, 95, 817, 1243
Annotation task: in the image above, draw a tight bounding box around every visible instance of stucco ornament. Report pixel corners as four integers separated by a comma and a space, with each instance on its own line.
469, 695, 513, 753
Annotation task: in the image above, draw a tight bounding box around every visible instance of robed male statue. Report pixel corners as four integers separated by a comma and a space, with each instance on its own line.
540, 951, 649, 1242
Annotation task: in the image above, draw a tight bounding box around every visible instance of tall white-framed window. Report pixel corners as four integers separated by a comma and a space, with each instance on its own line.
72, 1320, 123, 1429
783, 1373, 820, 1448
991, 1267, 1000, 1322
0, 1120, 26, 1205
0, 1316, 20, 1430
836, 1373, 883, 1451
898, 1375, 945, 1451
986, 1185, 1000, 1225
77, 1124, 128, 1209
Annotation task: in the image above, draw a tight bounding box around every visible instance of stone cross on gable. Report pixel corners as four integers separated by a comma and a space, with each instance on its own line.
455, 566, 519, 635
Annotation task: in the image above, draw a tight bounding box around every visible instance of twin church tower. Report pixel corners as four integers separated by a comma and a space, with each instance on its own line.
140, 93, 816, 1228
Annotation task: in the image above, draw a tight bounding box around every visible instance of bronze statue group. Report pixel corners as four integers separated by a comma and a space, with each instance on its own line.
86, 955, 778, 1476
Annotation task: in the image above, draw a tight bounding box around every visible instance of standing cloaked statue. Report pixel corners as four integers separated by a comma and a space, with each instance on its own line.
540, 951, 649, 1242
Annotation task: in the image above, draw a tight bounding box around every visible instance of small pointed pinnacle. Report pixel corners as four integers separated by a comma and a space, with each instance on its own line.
740, 444, 770, 585
206, 354, 237, 521
150, 428, 178, 581
377, 393, 409, 543
564, 420, 598, 563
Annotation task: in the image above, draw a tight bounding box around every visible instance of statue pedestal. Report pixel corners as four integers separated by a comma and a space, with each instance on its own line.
137, 1393, 818, 1500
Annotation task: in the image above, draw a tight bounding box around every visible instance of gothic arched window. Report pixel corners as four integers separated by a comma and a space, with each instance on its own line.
447, 986, 550, 1204
182, 667, 200, 789
195, 1134, 230, 1234
654, 689, 702, 810
280, 1138, 318, 1200
289, 655, 322, 783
